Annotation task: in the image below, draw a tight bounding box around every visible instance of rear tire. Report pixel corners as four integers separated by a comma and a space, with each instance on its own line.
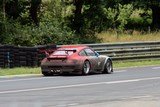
82, 60, 91, 75
42, 72, 52, 76
103, 60, 113, 74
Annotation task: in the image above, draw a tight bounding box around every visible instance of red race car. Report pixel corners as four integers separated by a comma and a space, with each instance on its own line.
41, 45, 113, 76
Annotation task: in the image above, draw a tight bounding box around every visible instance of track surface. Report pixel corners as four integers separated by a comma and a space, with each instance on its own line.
0, 66, 160, 107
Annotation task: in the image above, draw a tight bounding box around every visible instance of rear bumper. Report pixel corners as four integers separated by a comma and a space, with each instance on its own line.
41, 63, 82, 74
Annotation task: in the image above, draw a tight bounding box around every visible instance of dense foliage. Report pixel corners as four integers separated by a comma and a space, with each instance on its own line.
0, 0, 160, 46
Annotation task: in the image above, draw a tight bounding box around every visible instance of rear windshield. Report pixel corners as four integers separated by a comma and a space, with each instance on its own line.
52, 50, 76, 56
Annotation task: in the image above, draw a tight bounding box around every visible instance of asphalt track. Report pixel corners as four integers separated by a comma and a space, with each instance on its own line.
0, 65, 160, 107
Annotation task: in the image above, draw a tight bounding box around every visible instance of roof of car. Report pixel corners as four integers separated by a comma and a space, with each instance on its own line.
59, 45, 89, 51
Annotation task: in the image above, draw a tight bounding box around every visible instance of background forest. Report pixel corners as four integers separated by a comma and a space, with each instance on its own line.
0, 0, 160, 46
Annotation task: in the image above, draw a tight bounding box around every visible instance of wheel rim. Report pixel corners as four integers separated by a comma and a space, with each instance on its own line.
83, 61, 90, 74
106, 61, 112, 73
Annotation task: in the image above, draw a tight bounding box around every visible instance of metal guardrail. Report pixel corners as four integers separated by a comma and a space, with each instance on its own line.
0, 45, 56, 68
86, 41, 160, 61
0, 41, 160, 68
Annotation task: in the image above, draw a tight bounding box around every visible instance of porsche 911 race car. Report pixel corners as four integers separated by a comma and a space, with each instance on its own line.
41, 45, 113, 76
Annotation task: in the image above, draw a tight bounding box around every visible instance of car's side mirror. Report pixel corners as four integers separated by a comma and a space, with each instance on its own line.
95, 51, 100, 57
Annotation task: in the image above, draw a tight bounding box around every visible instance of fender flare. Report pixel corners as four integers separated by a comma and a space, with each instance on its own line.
99, 55, 112, 71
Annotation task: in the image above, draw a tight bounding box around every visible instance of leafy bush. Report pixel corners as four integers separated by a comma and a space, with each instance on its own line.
0, 0, 78, 46
0, 12, 5, 43
0, 1, 154, 46
1, 19, 77, 46
127, 9, 152, 30
104, 4, 133, 31
117, 4, 133, 31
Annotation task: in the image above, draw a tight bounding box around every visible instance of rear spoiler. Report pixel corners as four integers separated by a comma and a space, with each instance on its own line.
38, 44, 57, 56
57, 49, 76, 52
39, 49, 56, 56
39, 47, 77, 57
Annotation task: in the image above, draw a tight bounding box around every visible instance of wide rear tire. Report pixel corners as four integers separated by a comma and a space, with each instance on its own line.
82, 60, 91, 75
103, 60, 113, 74
42, 72, 52, 76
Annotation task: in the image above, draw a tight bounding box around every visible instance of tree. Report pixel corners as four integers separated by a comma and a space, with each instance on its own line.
72, 0, 84, 34
150, 0, 160, 29
71, 0, 106, 33
2, 0, 42, 25
125, 0, 160, 29
29, 0, 42, 26
5, 0, 19, 19
2, 0, 6, 20
0, 0, 6, 43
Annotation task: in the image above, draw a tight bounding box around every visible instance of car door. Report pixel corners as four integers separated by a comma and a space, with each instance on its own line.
84, 48, 100, 71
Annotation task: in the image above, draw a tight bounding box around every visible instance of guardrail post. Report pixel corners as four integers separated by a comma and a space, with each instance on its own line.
7, 52, 11, 68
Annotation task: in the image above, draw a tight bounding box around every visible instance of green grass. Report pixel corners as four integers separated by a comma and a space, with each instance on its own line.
98, 31, 160, 43
114, 60, 160, 68
98, 31, 160, 68
0, 67, 41, 76
0, 60, 160, 76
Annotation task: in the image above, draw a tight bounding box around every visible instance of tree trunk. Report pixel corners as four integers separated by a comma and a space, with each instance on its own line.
73, 0, 84, 34
2, 0, 6, 20
5, 0, 19, 19
2, 0, 7, 34
151, 5, 160, 29
30, 0, 41, 26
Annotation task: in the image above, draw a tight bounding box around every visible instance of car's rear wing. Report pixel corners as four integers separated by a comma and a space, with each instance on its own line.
39, 49, 77, 57
56, 49, 77, 52
38, 44, 57, 56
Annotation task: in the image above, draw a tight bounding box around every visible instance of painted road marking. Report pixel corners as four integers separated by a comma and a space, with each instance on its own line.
0, 70, 127, 83
0, 77, 57, 83
152, 67, 160, 70
0, 71, 126, 83
56, 104, 67, 107
0, 77, 42, 83
67, 103, 79, 106
0, 76, 160, 94
124, 95, 153, 99
0, 74, 42, 79
115, 70, 127, 73
56, 103, 79, 107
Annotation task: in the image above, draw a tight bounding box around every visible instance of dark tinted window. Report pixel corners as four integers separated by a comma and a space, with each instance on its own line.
84, 48, 96, 56
79, 50, 87, 56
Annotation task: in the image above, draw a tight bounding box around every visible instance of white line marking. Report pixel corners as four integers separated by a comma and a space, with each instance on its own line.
0, 77, 53, 83
152, 67, 160, 70
115, 70, 127, 73
0, 74, 42, 79
67, 103, 79, 106
126, 95, 152, 99
0, 76, 160, 94
56, 104, 67, 107
0, 70, 125, 83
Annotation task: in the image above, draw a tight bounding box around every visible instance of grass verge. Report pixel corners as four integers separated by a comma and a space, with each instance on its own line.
98, 31, 160, 43
0, 67, 41, 76
0, 60, 160, 76
114, 60, 160, 68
